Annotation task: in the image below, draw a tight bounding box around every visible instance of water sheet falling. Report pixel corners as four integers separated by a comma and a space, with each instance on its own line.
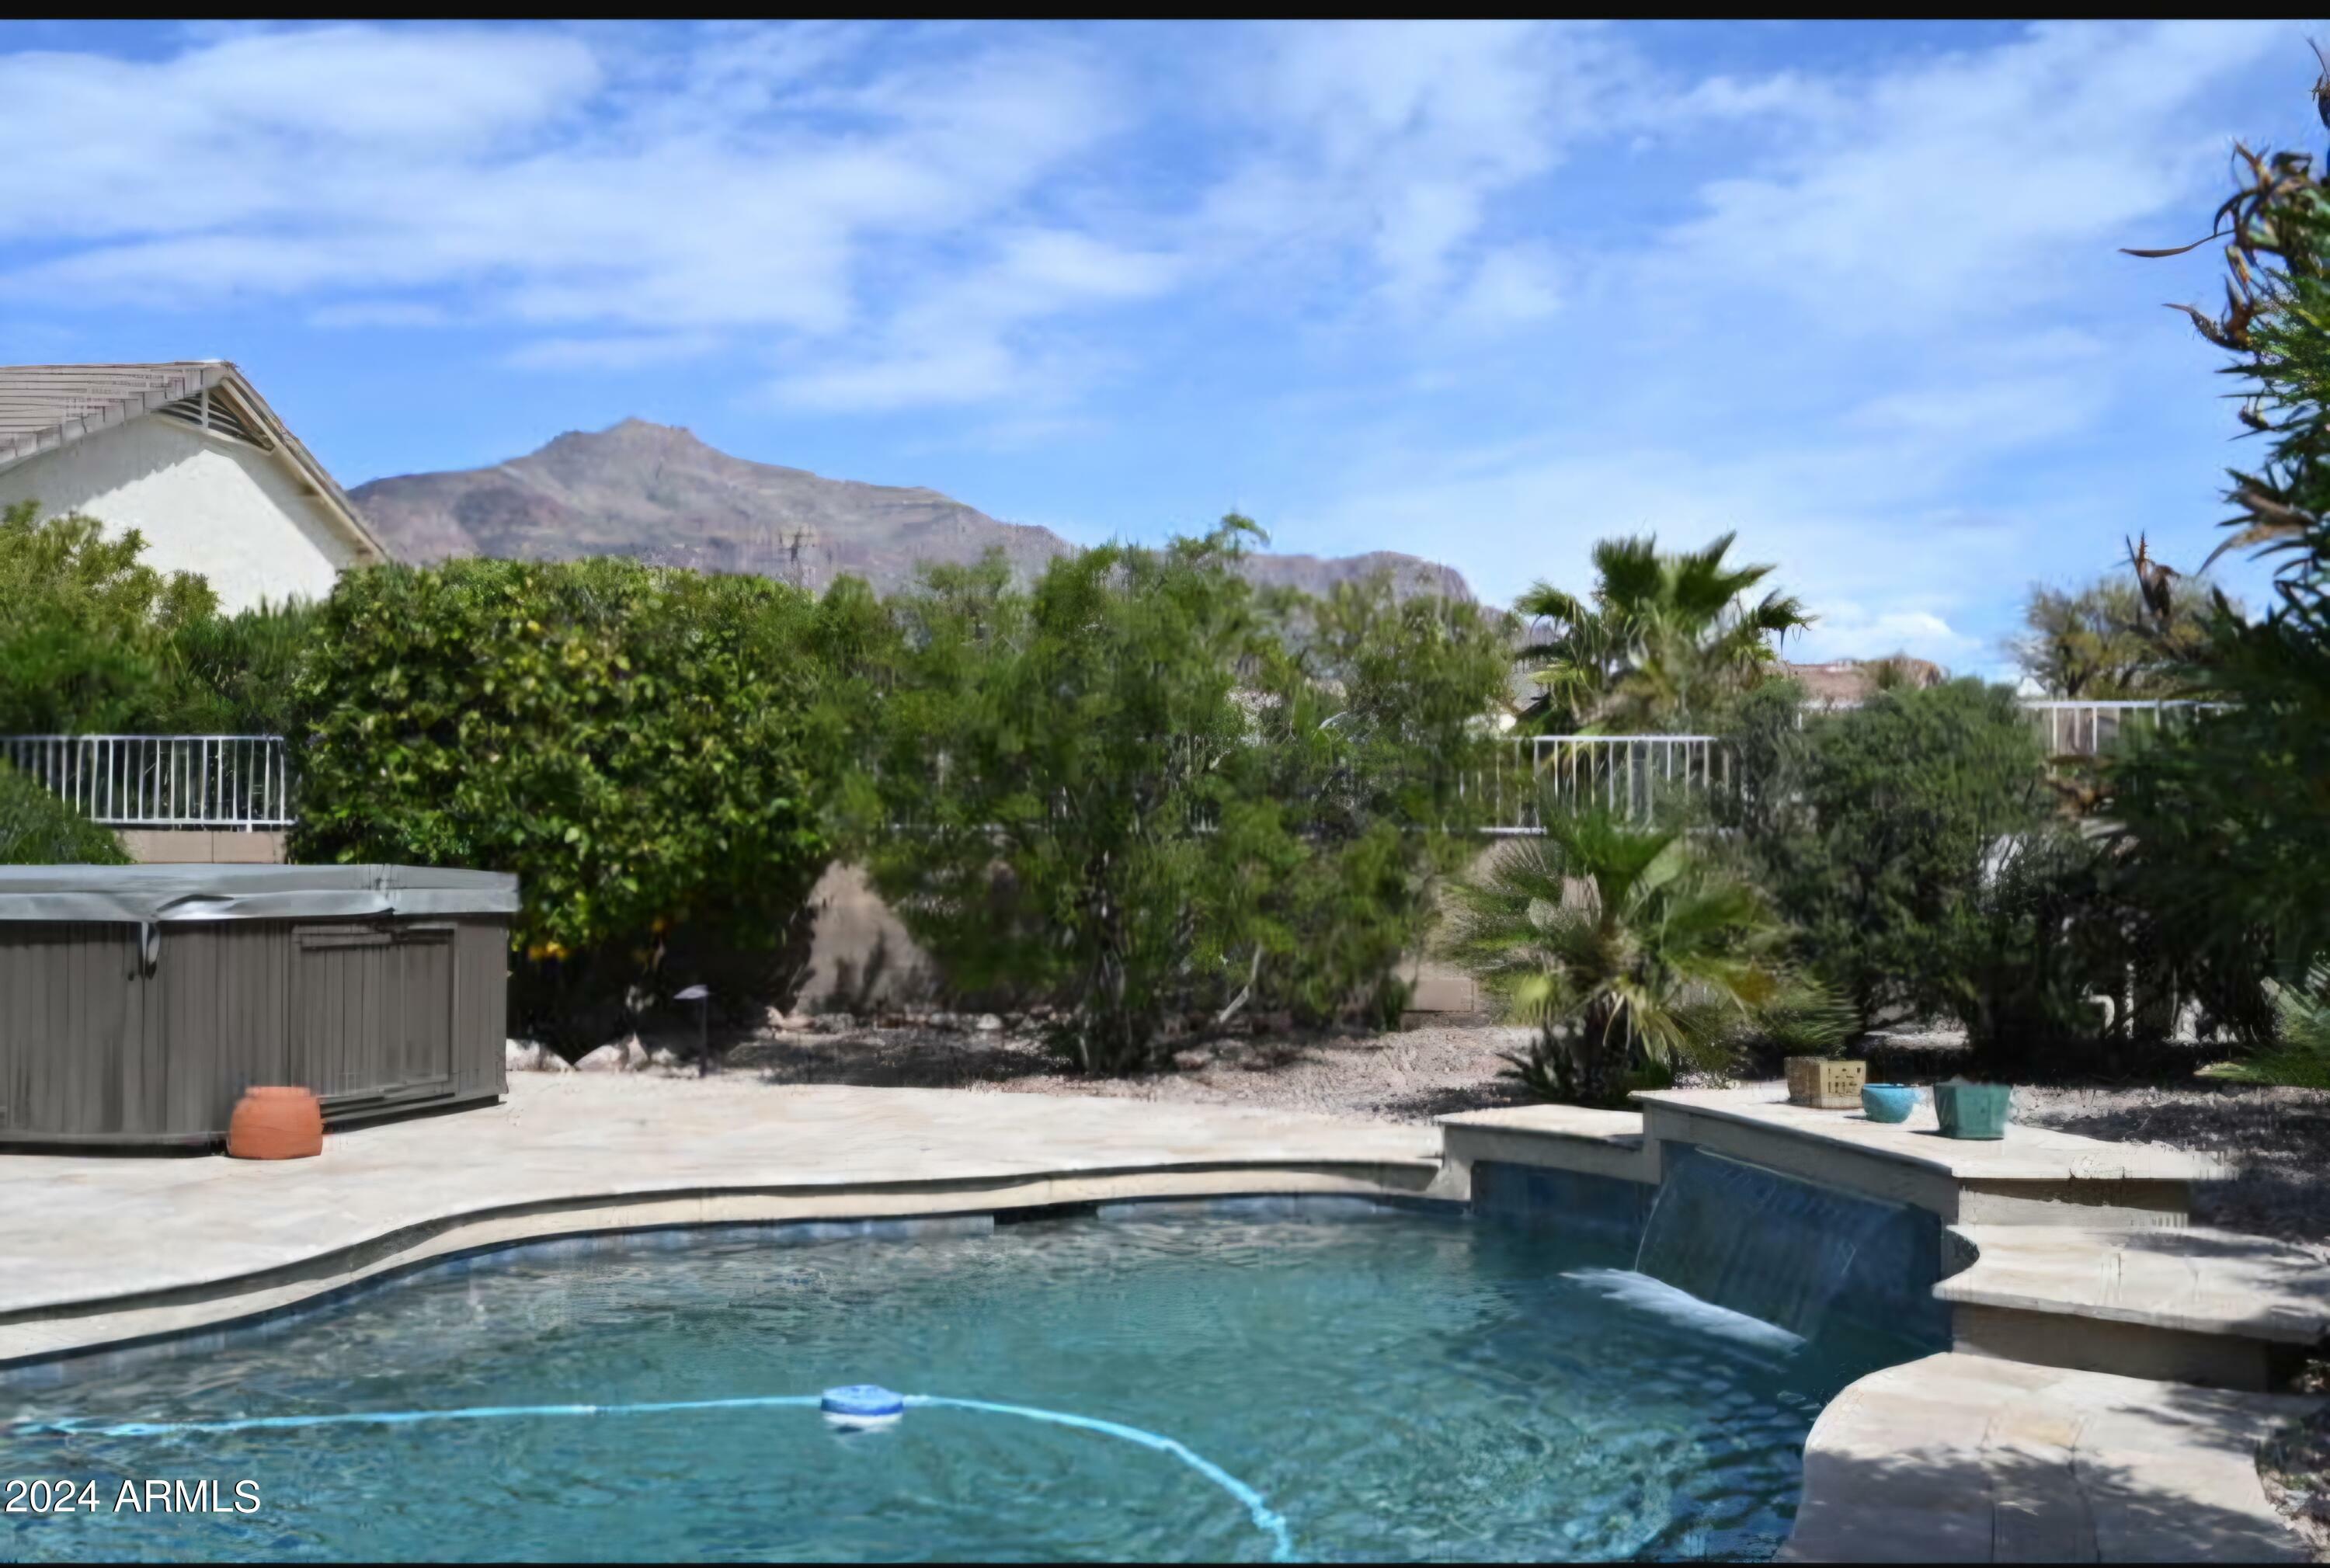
1630, 1149, 1904, 1341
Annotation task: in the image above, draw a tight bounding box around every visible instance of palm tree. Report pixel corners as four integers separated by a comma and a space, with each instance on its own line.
1439, 807, 1825, 1106
1514, 532, 1810, 733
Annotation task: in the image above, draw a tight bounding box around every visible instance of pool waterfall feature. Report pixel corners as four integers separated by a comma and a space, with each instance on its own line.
1631, 1148, 1950, 1348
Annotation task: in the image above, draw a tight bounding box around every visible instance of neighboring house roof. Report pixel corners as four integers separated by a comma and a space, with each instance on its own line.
0, 361, 388, 565
1781, 656, 1946, 708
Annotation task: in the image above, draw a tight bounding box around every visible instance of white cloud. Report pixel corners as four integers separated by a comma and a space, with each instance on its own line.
1641, 21, 2284, 325
1792, 603, 1982, 668
766, 227, 1176, 412
0, 23, 1128, 354
771, 339, 1020, 412
308, 301, 457, 329
0, 28, 602, 238
1197, 22, 1628, 321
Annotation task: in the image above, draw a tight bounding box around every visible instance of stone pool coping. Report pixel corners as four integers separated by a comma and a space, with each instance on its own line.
1630, 1087, 2225, 1187
0, 1077, 1438, 1367
1942, 1225, 2330, 1346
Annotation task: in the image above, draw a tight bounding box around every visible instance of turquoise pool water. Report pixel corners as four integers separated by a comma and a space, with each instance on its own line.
2, 1203, 1921, 1562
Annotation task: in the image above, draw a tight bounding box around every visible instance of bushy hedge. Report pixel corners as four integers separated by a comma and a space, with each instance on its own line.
1720, 678, 2054, 1032
0, 499, 318, 735
857, 521, 1512, 1071
289, 557, 845, 1047
0, 763, 128, 864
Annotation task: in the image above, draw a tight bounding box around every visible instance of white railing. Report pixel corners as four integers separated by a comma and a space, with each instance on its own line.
0, 735, 294, 829
0, 703, 2216, 839
2021, 699, 2214, 759
1471, 735, 1728, 833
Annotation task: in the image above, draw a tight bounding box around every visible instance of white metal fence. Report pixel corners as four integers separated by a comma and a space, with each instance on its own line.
2022, 699, 2214, 759
1470, 735, 1728, 833
0, 702, 2214, 838
0, 735, 294, 829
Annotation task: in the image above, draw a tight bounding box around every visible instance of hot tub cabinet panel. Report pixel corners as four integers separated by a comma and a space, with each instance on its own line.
0, 865, 517, 1150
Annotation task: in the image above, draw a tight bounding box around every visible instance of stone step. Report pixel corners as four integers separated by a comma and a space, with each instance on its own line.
1942, 1225, 2330, 1392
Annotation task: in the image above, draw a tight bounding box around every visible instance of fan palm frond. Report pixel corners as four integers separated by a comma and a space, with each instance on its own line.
1439, 801, 1798, 1105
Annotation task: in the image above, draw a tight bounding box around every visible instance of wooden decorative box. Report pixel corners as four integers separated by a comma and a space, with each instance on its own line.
1785, 1056, 1867, 1110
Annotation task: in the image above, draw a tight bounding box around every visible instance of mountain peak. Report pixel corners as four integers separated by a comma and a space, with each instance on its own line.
545, 416, 703, 449
350, 427, 1474, 603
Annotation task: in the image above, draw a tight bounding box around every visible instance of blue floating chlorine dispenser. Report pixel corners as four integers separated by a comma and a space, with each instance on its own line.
821, 1384, 906, 1431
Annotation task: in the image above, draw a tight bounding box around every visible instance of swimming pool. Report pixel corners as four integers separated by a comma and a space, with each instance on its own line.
2, 1202, 1923, 1562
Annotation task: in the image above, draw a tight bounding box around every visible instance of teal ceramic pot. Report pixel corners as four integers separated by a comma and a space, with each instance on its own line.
1860, 1083, 1918, 1124
1934, 1081, 2012, 1139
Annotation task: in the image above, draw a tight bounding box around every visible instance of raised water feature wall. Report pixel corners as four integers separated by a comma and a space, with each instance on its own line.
1640, 1146, 1947, 1347
1470, 1144, 1949, 1349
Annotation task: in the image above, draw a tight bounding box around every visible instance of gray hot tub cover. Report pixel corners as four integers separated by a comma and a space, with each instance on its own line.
0, 864, 520, 923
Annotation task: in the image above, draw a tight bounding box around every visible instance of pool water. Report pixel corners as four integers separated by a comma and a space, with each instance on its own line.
2, 1203, 1922, 1562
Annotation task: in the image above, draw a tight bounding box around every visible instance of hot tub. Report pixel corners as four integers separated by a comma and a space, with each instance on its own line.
0, 864, 518, 1151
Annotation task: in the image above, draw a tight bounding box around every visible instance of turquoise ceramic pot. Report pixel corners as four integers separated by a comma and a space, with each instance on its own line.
1860, 1083, 1918, 1124
1934, 1081, 2013, 1139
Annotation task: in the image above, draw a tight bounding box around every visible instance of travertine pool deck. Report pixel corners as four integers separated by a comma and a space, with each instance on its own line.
1786, 1352, 2320, 1563
0, 1076, 1437, 1367
1942, 1226, 2330, 1344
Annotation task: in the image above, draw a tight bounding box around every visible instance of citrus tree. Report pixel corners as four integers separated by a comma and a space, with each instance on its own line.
290, 556, 840, 1047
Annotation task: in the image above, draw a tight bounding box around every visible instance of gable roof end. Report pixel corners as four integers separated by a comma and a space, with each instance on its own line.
0, 360, 388, 565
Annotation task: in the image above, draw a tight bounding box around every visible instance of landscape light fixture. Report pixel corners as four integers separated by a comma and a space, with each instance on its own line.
675, 984, 711, 1076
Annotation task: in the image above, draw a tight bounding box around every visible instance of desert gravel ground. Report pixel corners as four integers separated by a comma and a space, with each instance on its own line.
716, 1019, 1544, 1125
680, 1017, 2330, 1251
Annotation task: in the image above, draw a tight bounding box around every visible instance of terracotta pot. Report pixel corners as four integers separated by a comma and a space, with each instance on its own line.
227, 1086, 324, 1159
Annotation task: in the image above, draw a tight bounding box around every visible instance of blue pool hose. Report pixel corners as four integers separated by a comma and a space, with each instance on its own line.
24, 1392, 1299, 1563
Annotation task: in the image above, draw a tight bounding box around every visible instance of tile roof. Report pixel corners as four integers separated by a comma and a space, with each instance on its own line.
1781, 656, 1946, 708
0, 361, 386, 562
0, 362, 224, 464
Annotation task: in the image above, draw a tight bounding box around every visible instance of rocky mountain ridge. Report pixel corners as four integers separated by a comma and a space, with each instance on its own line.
351, 419, 1473, 601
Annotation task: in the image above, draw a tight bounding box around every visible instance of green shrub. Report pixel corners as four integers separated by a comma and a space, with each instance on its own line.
2229, 959, 2330, 1088
0, 499, 322, 736
1723, 678, 2052, 1031
166, 600, 322, 735
1942, 824, 2116, 1062
2109, 70, 2330, 1041
861, 521, 1509, 1071
1440, 806, 1817, 1107
289, 557, 840, 1048
0, 501, 217, 733
0, 763, 128, 864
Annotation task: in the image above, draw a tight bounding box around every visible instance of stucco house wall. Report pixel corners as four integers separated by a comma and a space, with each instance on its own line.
0, 416, 360, 612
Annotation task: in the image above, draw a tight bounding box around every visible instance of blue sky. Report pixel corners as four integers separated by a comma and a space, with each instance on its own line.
2, 20, 2318, 676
